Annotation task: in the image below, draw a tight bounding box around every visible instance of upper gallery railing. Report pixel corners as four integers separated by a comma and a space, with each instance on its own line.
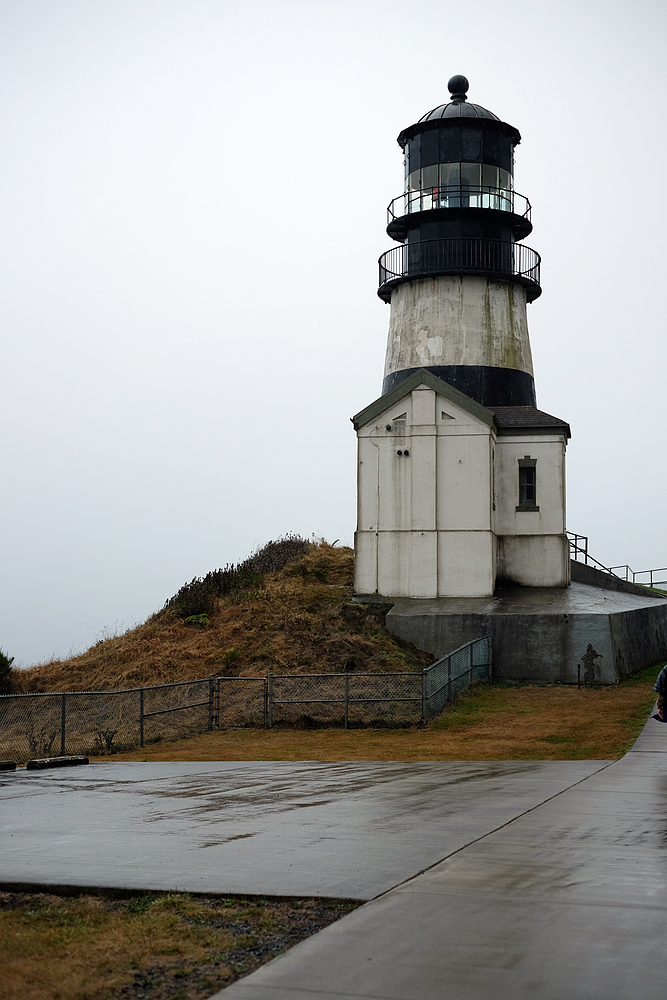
387, 186, 531, 225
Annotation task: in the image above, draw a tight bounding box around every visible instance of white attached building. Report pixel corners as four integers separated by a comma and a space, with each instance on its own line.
353, 368, 570, 598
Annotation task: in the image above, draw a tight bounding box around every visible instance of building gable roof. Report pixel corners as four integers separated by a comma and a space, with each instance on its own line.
351, 369, 495, 431
352, 371, 572, 440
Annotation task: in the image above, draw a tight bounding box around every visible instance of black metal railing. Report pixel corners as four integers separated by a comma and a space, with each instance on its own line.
378, 238, 541, 302
387, 186, 531, 225
568, 531, 667, 589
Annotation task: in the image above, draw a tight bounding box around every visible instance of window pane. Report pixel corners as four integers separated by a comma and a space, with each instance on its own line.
461, 127, 482, 162
497, 168, 512, 211
408, 170, 421, 192
439, 129, 460, 163
440, 162, 459, 187
440, 161, 460, 206
422, 164, 438, 188
421, 130, 439, 168
519, 467, 536, 504
482, 164, 498, 188
461, 163, 480, 186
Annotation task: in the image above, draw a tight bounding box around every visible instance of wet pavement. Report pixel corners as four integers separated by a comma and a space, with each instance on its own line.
3, 719, 666, 998
0, 759, 605, 898
214, 714, 667, 999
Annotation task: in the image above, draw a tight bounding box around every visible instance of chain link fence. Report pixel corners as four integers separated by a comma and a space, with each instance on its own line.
0, 678, 214, 763
267, 636, 491, 728
0, 637, 491, 762
268, 672, 423, 727
422, 636, 491, 721
217, 676, 268, 728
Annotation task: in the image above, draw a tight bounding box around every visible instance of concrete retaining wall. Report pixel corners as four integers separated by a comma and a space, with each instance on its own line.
385, 582, 667, 685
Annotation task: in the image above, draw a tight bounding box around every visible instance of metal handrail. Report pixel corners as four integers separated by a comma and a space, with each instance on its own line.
610, 565, 667, 589
378, 238, 541, 302
387, 185, 531, 225
567, 531, 667, 589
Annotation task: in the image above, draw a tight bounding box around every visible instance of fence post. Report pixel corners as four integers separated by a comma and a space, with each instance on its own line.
487, 635, 493, 683
421, 667, 427, 725
263, 678, 268, 727
208, 675, 214, 731
60, 694, 66, 755
268, 674, 273, 728
344, 674, 349, 730
139, 687, 144, 748
447, 656, 452, 703
469, 642, 473, 687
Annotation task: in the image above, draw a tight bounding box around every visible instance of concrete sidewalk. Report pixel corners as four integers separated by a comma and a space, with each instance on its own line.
214, 716, 667, 999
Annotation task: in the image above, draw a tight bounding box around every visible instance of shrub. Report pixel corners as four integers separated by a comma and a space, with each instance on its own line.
222, 648, 240, 668
165, 535, 311, 619
0, 648, 14, 694
183, 614, 210, 628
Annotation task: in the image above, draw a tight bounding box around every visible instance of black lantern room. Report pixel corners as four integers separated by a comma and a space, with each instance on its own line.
379, 75, 541, 308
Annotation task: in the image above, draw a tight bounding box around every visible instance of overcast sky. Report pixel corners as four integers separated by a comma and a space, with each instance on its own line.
1, 0, 665, 667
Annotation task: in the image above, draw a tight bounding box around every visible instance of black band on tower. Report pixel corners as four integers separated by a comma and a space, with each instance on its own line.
382, 365, 536, 408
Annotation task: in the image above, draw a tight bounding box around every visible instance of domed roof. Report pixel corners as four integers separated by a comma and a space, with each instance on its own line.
418, 75, 499, 122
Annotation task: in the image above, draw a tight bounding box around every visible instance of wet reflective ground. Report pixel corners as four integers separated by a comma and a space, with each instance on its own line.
1, 759, 604, 899
3, 719, 666, 998
215, 717, 667, 999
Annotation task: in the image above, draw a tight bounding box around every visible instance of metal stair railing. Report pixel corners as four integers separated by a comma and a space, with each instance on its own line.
567, 531, 667, 589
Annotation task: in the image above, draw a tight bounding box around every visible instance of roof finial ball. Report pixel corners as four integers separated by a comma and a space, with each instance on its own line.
448, 74, 469, 104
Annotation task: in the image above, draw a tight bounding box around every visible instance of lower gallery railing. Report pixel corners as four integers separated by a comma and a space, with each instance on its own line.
378, 238, 541, 302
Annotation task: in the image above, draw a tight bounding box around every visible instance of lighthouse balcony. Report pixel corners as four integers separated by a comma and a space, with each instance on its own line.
378, 238, 541, 303
387, 186, 532, 242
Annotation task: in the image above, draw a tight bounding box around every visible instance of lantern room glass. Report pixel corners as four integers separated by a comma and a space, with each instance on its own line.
405, 163, 513, 214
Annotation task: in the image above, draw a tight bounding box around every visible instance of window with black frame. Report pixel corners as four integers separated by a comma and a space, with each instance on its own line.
516, 456, 539, 511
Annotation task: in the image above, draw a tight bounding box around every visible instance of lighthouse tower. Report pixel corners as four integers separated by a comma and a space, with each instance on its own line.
353, 76, 571, 599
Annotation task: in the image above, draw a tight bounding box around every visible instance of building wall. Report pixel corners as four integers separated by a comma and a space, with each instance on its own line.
497, 535, 570, 588
355, 384, 497, 598
494, 433, 569, 587
494, 435, 566, 535
355, 380, 569, 598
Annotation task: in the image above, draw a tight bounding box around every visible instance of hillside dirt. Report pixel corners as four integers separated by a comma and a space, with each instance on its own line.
14, 543, 431, 693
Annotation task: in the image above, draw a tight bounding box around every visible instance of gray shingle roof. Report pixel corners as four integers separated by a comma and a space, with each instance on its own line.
489, 406, 571, 438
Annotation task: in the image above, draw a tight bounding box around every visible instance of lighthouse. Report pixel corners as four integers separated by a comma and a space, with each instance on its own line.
353, 76, 571, 600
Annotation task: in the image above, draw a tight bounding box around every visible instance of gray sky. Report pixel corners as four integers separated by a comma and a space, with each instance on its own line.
1, 0, 665, 667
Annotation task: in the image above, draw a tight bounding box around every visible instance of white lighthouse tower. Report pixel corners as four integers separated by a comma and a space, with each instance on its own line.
354, 76, 571, 600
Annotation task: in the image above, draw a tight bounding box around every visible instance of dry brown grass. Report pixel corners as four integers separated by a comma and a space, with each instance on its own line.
11, 540, 661, 762
14, 544, 430, 694
100, 668, 659, 763
0, 891, 357, 1000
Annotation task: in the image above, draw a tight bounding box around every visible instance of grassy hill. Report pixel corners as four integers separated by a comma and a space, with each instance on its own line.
14, 538, 431, 693
9, 536, 661, 764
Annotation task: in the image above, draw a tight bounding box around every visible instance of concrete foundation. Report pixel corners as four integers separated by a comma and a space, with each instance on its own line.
385, 578, 667, 684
